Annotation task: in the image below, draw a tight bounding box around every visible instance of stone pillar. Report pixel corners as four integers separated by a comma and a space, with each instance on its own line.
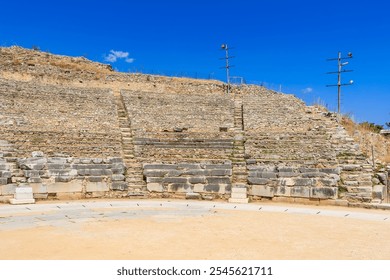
9, 186, 35, 205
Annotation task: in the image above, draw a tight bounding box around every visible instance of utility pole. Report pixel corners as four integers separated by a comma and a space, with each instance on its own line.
326, 51, 354, 115
220, 44, 234, 93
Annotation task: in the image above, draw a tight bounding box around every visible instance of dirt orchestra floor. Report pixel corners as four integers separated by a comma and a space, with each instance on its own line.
0, 199, 390, 260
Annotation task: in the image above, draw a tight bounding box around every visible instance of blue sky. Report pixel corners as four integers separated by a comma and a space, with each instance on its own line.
1, 0, 389, 126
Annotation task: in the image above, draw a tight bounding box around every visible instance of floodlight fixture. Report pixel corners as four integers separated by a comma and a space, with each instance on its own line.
326, 51, 354, 115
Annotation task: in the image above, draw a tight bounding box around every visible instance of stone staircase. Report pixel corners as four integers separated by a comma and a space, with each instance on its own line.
229, 93, 249, 203
114, 91, 146, 194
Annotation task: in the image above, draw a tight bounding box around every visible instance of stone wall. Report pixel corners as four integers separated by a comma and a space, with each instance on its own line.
143, 162, 232, 199
122, 90, 235, 161
0, 141, 126, 202
0, 78, 122, 157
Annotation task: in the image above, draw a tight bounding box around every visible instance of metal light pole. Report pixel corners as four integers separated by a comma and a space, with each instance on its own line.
326, 51, 354, 115
220, 44, 234, 94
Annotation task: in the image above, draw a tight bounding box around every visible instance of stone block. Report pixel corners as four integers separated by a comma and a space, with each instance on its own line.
278, 167, 295, 172
310, 187, 338, 199
321, 168, 340, 175
302, 172, 327, 178
0, 164, 9, 170
86, 182, 109, 192
30, 183, 47, 194
14, 187, 34, 200
107, 157, 123, 164
290, 186, 310, 198
260, 172, 277, 179
231, 192, 247, 199
278, 172, 299, 178
146, 177, 163, 183
47, 157, 68, 164
0, 171, 12, 178
28, 177, 42, 183
111, 174, 125, 181
47, 181, 83, 193
88, 176, 103, 182
182, 169, 206, 176
205, 164, 232, 170
178, 163, 201, 169
112, 167, 125, 174
204, 184, 220, 192
147, 183, 163, 192
163, 177, 188, 184
279, 178, 295, 186
31, 151, 44, 158
24, 170, 40, 178
346, 186, 372, 193
9, 198, 35, 205
188, 176, 206, 184
342, 164, 362, 171
275, 186, 292, 197
103, 169, 113, 176
143, 164, 177, 170
299, 168, 318, 173
55, 176, 74, 183
0, 178, 8, 185
144, 170, 169, 177
231, 187, 247, 193
206, 177, 231, 184
319, 178, 337, 187
89, 169, 105, 176
193, 183, 205, 193
185, 192, 201, 199
248, 177, 270, 185
1, 184, 16, 195
207, 169, 232, 176
111, 181, 128, 191
250, 185, 275, 197
294, 178, 313, 186
167, 183, 192, 193
372, 185, 386, 200
18, 158, 47, 170
166, 170, 183, 176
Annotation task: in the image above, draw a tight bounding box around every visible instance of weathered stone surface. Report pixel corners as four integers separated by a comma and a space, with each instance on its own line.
204, 184, 220, 192
167, 183, 192, 192
147, 183, 163, 192
248, 177, 270, 185
290, 186, 310, 198
46, 181, 83, 193
143, 164, 177, 170
111, 181, 128, 191
275, 186, 291, 197
188, 176, 206, 184
206, 177, 231, 184
185, 192, 201, 199
1, 184, 17, 195
250, 185, 275, 197
86, 182, 109, 192
310, 187, 338, 199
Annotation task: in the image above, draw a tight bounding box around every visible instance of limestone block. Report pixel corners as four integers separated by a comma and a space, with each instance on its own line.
144, 170, 169, 177
47, 157, 68, 164
188, 176, 206, 184
31, 151, 44, 158
290, 186, 310, 198
167, 183, 192, 193
111, 174, 125, 181
193, 183, 205, 193
1, 184, 17, 195
143, 164, 177, 170
319, 178, 337, 187
346, 186, 372, 193
178, 163, 201, 169
206, 177, 231, 184
294, 178, 313, 186
24, 170, 40, 178
146, 177, 163, 183
182, 169, 206, 176
204, 184, 220, 192
89, 169, 105, 176
248, 177, 270, 185
0, 178, 8, 185
310, 187, 338, 199
278, 167, 295, 172
107, 157, 123, 164
111, 181, 128, 191
163, 177, 188, 184
1, 171, 12, 178
18, 158, 47, 170
0, 164, 9, 170
231, 187, 247, 193
260, 172, 277, 179
302, 172, 327, 178
207, 169, 232, 176
147, 183, 163, 192
250, 185, 275, 197
205, 164, 232, 170
376, 173, 387, 185
299, 168, 318, 173
279, 178, 295, 186
231, 192, 247, 199
372, 185, 386, 200
15, 188, 34, 200
88, 176, 103, 182
342, 164, 362, 171
47, 163, 70, 169
275, 186, 292, 197
86, 182, 109, 192
27, 177, 42, 183
47, 181, 83, 193
279, 172, 299, 178
321, 168, 340, 175
30, 183, 47, 194
10, 198, 36, 205
185, 192, 201, 199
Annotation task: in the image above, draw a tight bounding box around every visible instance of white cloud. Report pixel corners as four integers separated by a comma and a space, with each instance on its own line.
104, 50, 134, 63
302, 87, 313, 94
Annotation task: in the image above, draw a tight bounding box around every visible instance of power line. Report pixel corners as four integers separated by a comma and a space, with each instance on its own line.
326, 51, 354, 115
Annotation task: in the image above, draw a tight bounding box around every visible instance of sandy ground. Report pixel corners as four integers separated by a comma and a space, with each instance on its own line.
1, 199, 390, 260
